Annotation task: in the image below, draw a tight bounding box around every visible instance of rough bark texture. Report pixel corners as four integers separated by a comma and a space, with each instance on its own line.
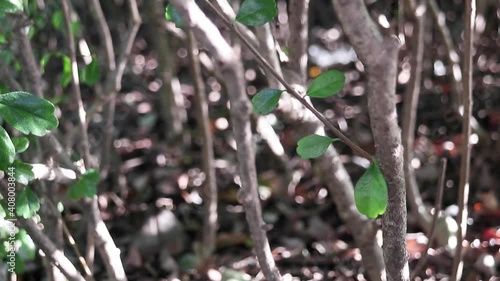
288, 0, 310, 84
332, 0, 409, 280
169, 1, 282, 280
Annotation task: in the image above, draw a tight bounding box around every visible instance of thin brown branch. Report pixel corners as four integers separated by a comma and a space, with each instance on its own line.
169, 1, 282, 280
61, 0, 91, 168
186, 26, 218, 261
78, 0, 141, 126
15, 218, 86, 281
202, 0, 372, 160
402, 0, 433, 234
411, 158, 447, 280
87, 0, 115, 70
450, 0, 475, 279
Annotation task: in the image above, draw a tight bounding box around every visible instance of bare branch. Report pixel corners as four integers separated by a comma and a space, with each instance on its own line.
169, 1, 282, 280
451, 0, 475, 279
186, 26, 218, 261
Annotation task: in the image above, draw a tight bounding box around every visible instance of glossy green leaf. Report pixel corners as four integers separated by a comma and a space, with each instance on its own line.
0, 91, 59, 136
165, 4, 183, 28
251, 89, 282, 115
296, 134, 337, 159
10, 160, 34, 185
306, 70, 345, 98
16, 187, 40, 219
236, 0, 277, 27
11, 137, 29, 153
0, 126, 15, 170
81, 57, 101, 86
68, 169, 100, 199
354, 160, 388, 219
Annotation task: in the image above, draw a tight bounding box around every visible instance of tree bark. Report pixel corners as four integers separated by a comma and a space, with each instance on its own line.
332, 1, 409, 280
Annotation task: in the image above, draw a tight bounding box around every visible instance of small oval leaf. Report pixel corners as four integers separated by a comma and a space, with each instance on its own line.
251, 89, 282, 115
0, 126, 15, 170
0, 91, 59, 136
296, 134, 337, 159
354, 160, 388, 219
10, 160, 34, 185
68, 169, 100, 199
236, 0, 277, 27
306, 70, 345, 98
11, 137, 29, 153
16, 187, 40, 219
81, 57, 101, 86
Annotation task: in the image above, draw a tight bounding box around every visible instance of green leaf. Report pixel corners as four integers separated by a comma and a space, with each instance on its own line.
17, 229, 36, 260
0, 91, 59, 136
11, 137, 29, 153
16, 187, 40, 219
81, 57, 101, 86
40, 53, 52, 72
296, 134, 337, 159
165, 4, 183, 28
10, 160, 34, 185
51, 10, 63, 30
354, 160, 388, 219
306, 70, 345, 98
0, 126, 15, 170
251, 89, 282, 115
235, 0, 277, 27
61, 55, 71, 87
68, 169, 100, 199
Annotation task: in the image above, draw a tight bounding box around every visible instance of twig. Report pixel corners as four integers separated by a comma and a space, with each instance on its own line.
402, 0, 433, 235
186, 26, 218, 261
201, 0, 372, 161
87, 0, 116, 71
86, 0, 116, 178
61, 0, 91, 169
450, 0, 475, 280
410, 158, 447, 280
169, 1, 282, 280
16, 218, 86, 281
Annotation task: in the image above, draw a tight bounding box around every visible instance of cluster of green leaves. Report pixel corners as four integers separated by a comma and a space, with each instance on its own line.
233, 0, 387, 218
0, 91, 58, 219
